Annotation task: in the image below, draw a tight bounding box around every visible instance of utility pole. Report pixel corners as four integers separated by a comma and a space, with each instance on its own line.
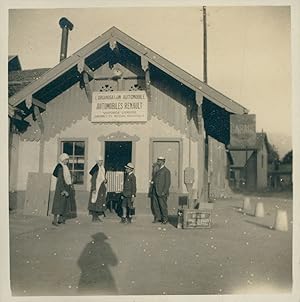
202, 6, 210, 202
203, 6, 208, 84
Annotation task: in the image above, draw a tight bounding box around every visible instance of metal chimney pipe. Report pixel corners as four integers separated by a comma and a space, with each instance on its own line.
59, 17, 74, 62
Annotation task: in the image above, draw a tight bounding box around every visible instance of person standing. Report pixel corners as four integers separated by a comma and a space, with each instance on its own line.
152, 156, 171, 224
120, 163, 136, 224
51, 153, 73, 226
148, 162, 160, 222
88, 156, 107, 222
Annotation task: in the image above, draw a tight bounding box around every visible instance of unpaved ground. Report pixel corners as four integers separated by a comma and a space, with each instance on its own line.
9, 194, 293, 296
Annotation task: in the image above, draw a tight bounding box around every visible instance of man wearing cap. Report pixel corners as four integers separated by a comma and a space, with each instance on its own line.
152, 156, 171, 224
120, 162, 136, 224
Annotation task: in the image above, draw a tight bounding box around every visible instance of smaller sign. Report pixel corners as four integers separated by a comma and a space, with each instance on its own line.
92, 91, 148, 122
230, 114, 256, 148
182, 209, 212, 229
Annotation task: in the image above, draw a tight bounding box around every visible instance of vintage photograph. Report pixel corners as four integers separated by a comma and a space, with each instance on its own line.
4, 2, 297, 300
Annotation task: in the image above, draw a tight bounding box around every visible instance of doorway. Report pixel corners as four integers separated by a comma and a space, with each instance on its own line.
104, 141, 132, 214
104, 141, 132, 171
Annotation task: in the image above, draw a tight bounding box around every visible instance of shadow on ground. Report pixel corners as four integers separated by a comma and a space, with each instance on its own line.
167, 215, 178, 228
77, 232, 118, 295
244, 219, 273, 230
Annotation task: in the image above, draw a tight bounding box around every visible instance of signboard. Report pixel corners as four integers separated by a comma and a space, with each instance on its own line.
230, 114, 256, 148
92, 91, 148, 122
182, 209, 212, 229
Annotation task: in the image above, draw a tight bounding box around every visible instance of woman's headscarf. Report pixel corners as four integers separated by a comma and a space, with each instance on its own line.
94, 155, 106, 200
96, 155, 104, 164
58, 153, 72, 185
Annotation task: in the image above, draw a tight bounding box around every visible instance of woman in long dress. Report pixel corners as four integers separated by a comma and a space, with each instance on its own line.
51, 153, 74, 226
88, 156, 107, 222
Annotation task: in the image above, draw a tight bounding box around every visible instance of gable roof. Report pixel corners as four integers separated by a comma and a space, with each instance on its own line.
9, 26, 248, 115
256, 132, 269, 151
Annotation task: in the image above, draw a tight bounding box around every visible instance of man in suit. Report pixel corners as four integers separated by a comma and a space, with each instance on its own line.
152, 156, 171, 224
120, 162, 137, 224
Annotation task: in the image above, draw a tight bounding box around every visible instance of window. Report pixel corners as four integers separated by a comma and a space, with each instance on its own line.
60, 140, 86, 185
261, 154, 264, 168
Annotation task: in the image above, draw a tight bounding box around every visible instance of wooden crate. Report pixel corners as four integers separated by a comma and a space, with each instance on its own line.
182, 209, 212, 229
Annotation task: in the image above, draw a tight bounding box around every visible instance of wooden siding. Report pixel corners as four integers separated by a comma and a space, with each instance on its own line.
16, 61, 206, 195
256, 140, 268, 189
208, 136, 232, 198
21, 61, 198, 143
20, 81, 89, 142
150, 77, 199, 141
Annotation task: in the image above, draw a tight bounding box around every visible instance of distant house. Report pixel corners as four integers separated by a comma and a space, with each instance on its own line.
8, 57, 49, 209
8, 55, 22, 72
9, 67, 50, 98
268, 162, 292, 190
228, 132, 269, 191
8, 56, 49, 131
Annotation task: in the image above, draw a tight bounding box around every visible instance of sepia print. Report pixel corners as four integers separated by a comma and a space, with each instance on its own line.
3, 2, 298, 301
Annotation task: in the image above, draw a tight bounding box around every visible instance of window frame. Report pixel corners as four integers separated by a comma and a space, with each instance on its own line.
58, 137, 88, 190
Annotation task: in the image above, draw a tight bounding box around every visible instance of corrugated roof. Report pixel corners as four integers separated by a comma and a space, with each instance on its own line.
9, 26, 249, 115
8, 68, 50, 97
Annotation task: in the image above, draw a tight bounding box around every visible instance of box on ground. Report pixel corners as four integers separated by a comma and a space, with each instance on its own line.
178, 208, 212, 229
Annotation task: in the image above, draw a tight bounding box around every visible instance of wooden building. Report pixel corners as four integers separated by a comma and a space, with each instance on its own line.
8, 26, 249, 215
268, 163, 292, 191
8, 55, 22, 72
228, 132, 269, 191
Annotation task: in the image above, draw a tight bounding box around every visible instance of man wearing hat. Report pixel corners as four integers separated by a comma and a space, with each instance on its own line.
152, 156, 171, 224
120, 162, 136, 223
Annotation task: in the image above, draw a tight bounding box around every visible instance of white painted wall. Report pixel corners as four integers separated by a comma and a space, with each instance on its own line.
16, 140, 39, 190
18, 115, 198, 194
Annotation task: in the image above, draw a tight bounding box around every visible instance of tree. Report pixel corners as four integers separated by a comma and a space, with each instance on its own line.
281, 150, 292, 164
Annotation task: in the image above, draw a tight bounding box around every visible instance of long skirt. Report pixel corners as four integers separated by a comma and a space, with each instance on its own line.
88, 182, 107, 215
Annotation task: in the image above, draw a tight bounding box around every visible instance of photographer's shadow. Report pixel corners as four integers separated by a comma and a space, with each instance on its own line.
77, 232, 118, 295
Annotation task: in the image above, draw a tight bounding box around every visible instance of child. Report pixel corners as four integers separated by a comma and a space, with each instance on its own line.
120, 163, 136, 224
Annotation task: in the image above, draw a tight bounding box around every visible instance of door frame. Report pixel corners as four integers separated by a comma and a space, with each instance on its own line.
104, 141, 133, 171
149, 138, 183, 193
98, 131, 140, 169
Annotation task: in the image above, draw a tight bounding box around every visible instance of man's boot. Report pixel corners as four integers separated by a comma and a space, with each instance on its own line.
58, 215, 65, 224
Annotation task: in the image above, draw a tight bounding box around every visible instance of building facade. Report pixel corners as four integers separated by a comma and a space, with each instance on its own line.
9, 27, 249, 215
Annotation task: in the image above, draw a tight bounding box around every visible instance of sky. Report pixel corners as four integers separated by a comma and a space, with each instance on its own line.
7, 5, 292, 156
